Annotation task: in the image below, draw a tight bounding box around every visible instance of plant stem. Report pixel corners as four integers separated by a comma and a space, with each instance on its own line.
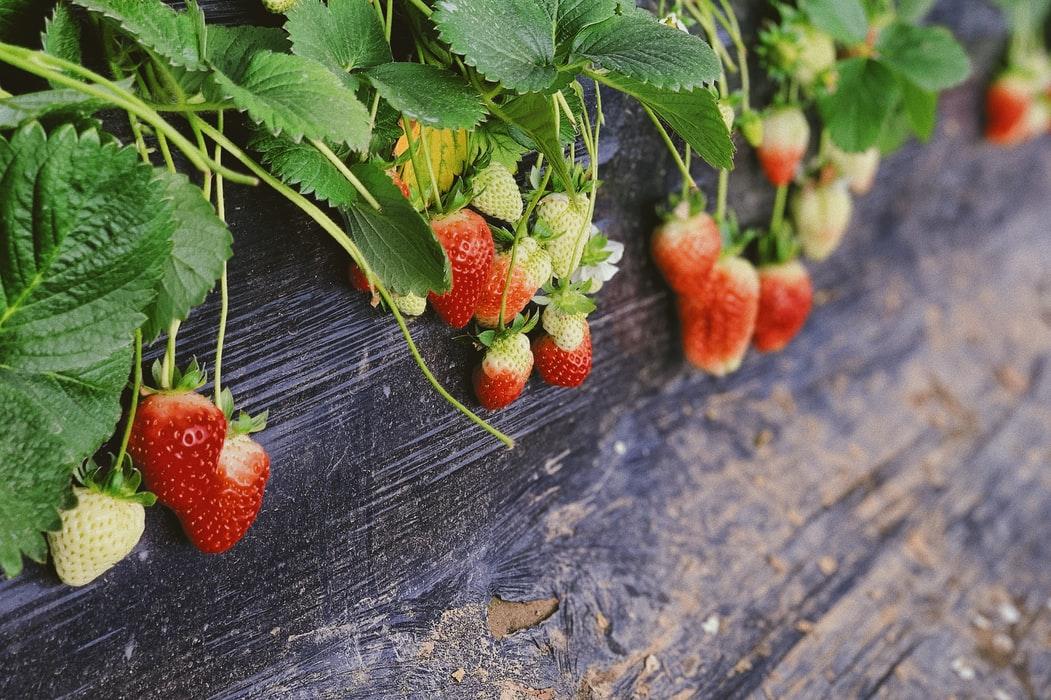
310, 138, 382, 211
416, 124, 444, 213
716, 168, 728, 224
212, 113, 229, 405
162, 320, 180, 390
0, 42, 255, 184
769, 183, 789, 236
641, 104, 698, 191
195, 119, 514, 448
404, 0, 433, 17
113, 330, 143, 468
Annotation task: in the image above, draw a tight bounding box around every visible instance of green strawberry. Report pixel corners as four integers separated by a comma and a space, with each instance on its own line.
47, 460, 156, 587
262, 0, 300, 13
537, 192, 590, 279
394, 292, 427, 317
542, 304, 588, 351
471, 163, 523, 223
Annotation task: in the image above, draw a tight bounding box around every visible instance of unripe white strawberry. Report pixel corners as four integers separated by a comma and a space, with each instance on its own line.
519, 237, 553, 290
542, 304, 587, 351
471, 163, 523, 222
757, 107, 810, 187
793, 24, 837, 87
48, 487, 145, 586
828, 145, 881, 195
718, 101, 735, 133
262, 0, 300, 13
792, 180, 853, 261
537, 192, 590, 279
393, 293, 427, 317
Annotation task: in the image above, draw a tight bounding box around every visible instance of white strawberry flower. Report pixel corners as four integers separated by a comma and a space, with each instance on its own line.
660, 13, 689, 33
572, 226, 624, 293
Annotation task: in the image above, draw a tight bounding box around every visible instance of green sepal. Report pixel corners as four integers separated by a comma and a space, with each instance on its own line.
77, 455, 157, 507
718, 213, 760, 258
217, 387, 268, 437
579, 233, 612, 267
147, 357, 207, 393
658, 187, 707, 221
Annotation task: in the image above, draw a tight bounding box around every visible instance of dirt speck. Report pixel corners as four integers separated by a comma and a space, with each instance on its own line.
818, 556, 838, 576
487, 596, 560, 639
451, 668, 466, 683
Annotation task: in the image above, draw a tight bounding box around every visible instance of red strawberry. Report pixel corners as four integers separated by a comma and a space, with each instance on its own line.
677, 256, 759, 376
473, 331, 533, 410
753, 260, 814, 353
986, 72, 1034, 145
533, 306, 592, 387
348, 262, 373, 293
387, 168, 411, 199
181, 434, 270, 554
474, 237, 552, 328
757, 107, 810, 187
652, 202, 721, 297
428, 209, 495, 328
129, 390, 226, 513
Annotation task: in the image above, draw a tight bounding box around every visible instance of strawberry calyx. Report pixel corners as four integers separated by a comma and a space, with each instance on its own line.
76, 455, 157, 507
658, 188, 708, 222
756, 222, 801, 266
476, 312, 539, 349
718, 212, 760, 259
218, 388, 268, 438
536, 279, 596, 315
145, 357, 207, 395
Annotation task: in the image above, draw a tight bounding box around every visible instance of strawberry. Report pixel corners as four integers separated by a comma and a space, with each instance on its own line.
349, 262, 425, 315
428, 209, 495, 328
791, 24, 837, 88
754, 260, 814, 353
827, 144, 880, 196
262, 0, 299, 13
47, 461, 155, 586
757, 107, 810, 187
387, 168, 411, 199
475, 237, 552, 328
677, 256, 759, 376
792, 179, 853, 261
471, 163, 523, 223
652, 199, 721, 297
533, 304, 593, 388
473, 329, 534, 410
348, 262, 373, 293
537, 192, 591, 279
986, 71, 1035, 145
129, 380, 226, 514
393, 293, 427, 317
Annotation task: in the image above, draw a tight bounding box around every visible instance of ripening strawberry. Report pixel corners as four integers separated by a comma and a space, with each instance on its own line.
473, 331, 534, 410
428, 209, 495, 328
757, 107, 810, 187
677, 256, 759, 376
533, 306, 592, 387
753, 260, 814, 353
986, 71, 1035, 145
792, 180, 853, 261
828, 144, 880, 195
651, 203, 721, 297
130, 390, 227, 513
387, 168, 411, 199
181, 433, 270, 554
537, 192, 591, 279
47, 464, 154, 587
792, 24, 836, 88
471, 163, 523, 222
475, 237, 552, 328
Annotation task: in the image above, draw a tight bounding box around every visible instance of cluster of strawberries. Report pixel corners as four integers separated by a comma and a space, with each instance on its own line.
47, 363, 270, 585
350, 157, 619, 411
986, 53, 1051, 146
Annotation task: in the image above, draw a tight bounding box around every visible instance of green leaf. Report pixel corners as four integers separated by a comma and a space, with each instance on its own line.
798, 0, 868, 44
285, 0, 390, 79
0, 124, 173, 576
992, 0, 1051, 34
340, 162, 449, 296
71, 0, 204, 69
174, 24, 289, 99
901, 77, 937, 142
210, 51, 372, 150
140, 171, 232, 343
593, 71, 734, 170
365, 63, 485, 130
818, 58, 900, 152
42, 2, 82, 86
499, 92, 571, 190
250, 131, 359, 208
876, 22, 971, 93
432, 0, 616, 94
572, 8, 720, 91
895, 0, 936, 22
0, 88, 110, 129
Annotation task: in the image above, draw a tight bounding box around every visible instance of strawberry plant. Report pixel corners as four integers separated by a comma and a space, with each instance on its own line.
984, 0, 1051, 145
0, 0, 732, 580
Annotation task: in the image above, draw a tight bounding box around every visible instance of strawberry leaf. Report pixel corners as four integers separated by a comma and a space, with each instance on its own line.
341, 162, 450, 296
572, 7, 720, 91
285, 0, 390, 79
364, 63, 486, 130
797, 0, 868, 44
0, 86, 119, 129
140, 170, 233, 343
71, 0, 204, 69
901, 78, 938, 143
0, 124, 174, 577
818, 58, 900, 152
41, 2, 82, 88
250, 131, 359, 208
499, 92, 571, 192
875, 22, 971, 93
593, 71, 734, 170
209, 51, 372, 150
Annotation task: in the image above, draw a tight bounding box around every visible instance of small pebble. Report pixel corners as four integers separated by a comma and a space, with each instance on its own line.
818, 556, 838, 576
614, 441, 626, 455
451, 668, 466, 683
951, 657, 975, 681
999, 602, 1021, 625
702, 614, 720, 636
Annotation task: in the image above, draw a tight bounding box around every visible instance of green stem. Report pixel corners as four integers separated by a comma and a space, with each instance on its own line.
195, 119, 514, 448
0, 43, 255, 185
402, 119, 438, 213
162, 320, 180, 390
715, 169, 728, 224
404, 0, 433, 17
146, 101, 231, 113
769, 183, 789, 236
310, 138, 382, 210
212, 113, 229, 404
416, 123, 444, 213
114, 330, 143, 468
641, 103, 698, 192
